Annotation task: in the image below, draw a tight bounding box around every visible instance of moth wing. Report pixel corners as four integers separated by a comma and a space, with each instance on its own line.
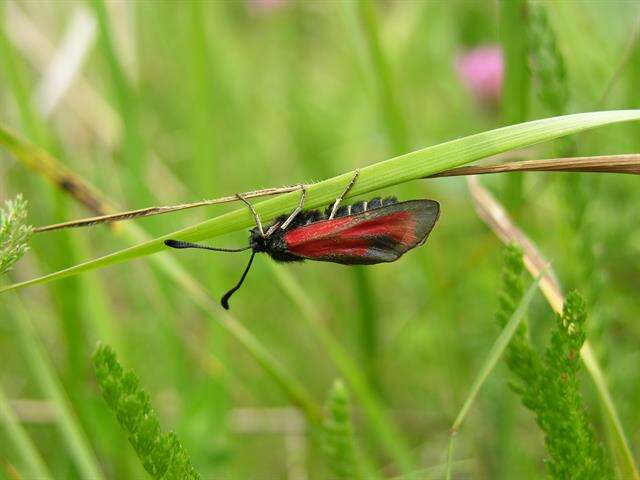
283, 199, 440, 265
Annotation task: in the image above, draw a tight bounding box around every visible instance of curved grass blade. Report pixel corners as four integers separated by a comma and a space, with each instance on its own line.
0, 384, 53, 480
29, 153, 640, 233
1, 110, 640, 293
468, 177, 639, 480
445, 273, 542, 480
270, 263, 414, 472
4, 294, 105, 479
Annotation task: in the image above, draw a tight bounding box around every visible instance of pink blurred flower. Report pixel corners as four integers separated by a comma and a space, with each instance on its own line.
455, 45, 504, 106
247, 0, 287, 13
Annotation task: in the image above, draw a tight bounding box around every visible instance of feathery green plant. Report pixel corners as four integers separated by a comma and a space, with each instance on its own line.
528, 2, 570, 116
497, 246, 612, 479
495, 245, 540, 378
0, 194, 32, 276
445, 267, 542, 480
529, 1, 599, 308
322, 379, 361, 480
93, 344, 200, 480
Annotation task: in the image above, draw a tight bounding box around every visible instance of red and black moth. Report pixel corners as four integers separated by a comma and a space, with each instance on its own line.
165, 190, 440, 309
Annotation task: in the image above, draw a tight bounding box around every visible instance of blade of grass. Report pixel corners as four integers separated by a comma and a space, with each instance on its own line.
31, 153, 640, 233
428, 154, 640, 177
445, 273, 542, 480
597, 16, 640, 106
2, 110, 640, 293
0, 122, 323, 426
89, 0, 147, 202
500, 0, 531, 214
468, 177, 639, 480
350, 266, 381, 393
4, 294, 105, 480
348, 0, 409, 400
500, 0, 530, 126
270, 263, 415, 473
0, 7, 49, 147
2, 0, 117, 430
33, 185, 304, 232
352, 0, 409, 155
0, 383, 52, 480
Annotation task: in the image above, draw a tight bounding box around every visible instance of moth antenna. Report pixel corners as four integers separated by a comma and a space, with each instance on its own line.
221, 251, 256, 310
164, 239, 250, 253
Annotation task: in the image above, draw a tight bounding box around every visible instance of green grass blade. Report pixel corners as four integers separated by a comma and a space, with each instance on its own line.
1, 110, 640, 293
0, 10, 48, 147
581, 343, 640, 480
500, 0, 530, 125
0, 123, 322, 426
5, 295, 105, 480
127, 227, 322, 424
349, 0, 407, 398
500, 0, 530, 213
89, 0, 145, 199
353, 0, 409, 154
270, 264, 414, 472
469, 178, 639, 478
0, 384, 52, 480
445, 273, 541, 480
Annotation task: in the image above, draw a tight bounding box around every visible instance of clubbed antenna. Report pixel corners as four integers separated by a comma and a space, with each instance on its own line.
221, 251, 256, 310
164, 239, 250, 253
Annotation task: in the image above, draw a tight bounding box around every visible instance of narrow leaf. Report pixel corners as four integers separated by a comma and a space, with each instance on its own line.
1, 110, 640, 293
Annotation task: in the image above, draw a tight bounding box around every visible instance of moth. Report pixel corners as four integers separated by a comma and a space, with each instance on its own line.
34, 170, 441, 309
165, 192, 440, 309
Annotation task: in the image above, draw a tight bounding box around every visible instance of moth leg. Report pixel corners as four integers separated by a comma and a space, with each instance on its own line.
329, 169, 359, 219
236, 193, 264, 236
279, 184, 307, 231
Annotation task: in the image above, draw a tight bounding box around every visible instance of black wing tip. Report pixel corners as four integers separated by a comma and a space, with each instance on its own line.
419, 198, 441, 218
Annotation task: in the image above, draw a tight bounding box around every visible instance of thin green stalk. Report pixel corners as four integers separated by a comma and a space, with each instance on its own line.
354, 0, 409, 155
0, 12, 48, 147
131, 233, 322, 423
0, 125, 323, 426
89, 0, 147, 201
5, 295, 105, 480
2, 110, 640, 293
581, 343, 639, 480
445, 273, 541, 480
183, 0, 219, 197
351, 267, 380, 393
500, 0, 530, 213
1, 0, 104, 406
180, 4, 230, 465
470, 180, 639, 477
350, 0, 411, 397
0, 384, 52, 480
500, 0, 530, 127
270, 264, 415, 474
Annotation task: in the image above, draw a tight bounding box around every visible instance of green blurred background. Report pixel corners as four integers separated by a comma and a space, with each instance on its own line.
1, 1, 639, 478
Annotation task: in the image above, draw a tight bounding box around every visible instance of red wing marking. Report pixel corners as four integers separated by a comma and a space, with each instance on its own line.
282, 200, 439, 265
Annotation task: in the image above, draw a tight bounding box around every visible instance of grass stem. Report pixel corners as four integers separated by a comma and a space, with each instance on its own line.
445, 273, 541, 480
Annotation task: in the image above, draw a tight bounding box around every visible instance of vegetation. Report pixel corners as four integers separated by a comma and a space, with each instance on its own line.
1, 2, 638, 479
497, 246, 611, 479
93, 344, 200, 479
